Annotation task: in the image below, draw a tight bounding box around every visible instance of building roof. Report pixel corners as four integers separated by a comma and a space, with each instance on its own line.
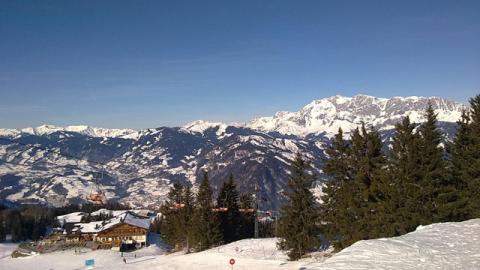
57, 212, 85, 225
70, 211, 151, 235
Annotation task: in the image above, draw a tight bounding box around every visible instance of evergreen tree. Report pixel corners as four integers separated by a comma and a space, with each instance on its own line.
322, 125, 394, 249
239, 192, 254, 209
217, 173, 242, 243
150, 216, 163, 234
349, 125, 394, 241
181, 185, 195, 252
0, 214, 4, 242
277, 153, 319, 260
7, 210, 24, 242
416, 104, 450, 223
320, 128, 355, 247
463, 95, 480, 217
192, 171, 222, 251
389, 116, 423, 233
160, 183, 185, 249
448, 95, 480, 218
238, 192, 255, 239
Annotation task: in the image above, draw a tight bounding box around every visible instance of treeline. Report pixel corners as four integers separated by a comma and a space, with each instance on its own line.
0, 202, 131, 242
276, 94, 480, 260
156, 172, 258, 252
0, 206, 55, 242
53, 202, 130, 216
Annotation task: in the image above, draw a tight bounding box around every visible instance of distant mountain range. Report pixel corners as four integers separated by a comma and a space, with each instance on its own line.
0, 95, 466, 209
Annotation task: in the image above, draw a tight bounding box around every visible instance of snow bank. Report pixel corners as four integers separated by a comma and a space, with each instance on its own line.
309, 218, 480, 269
0, 244, 18, 259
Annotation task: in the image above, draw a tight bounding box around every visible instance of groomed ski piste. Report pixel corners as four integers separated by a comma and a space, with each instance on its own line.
1, 219, 479, 270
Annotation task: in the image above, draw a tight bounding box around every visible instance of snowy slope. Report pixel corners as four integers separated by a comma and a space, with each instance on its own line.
0, 238, 312, 270
1, 219, 480, 269
0, 244, 18, 260
309, 218, 480, 270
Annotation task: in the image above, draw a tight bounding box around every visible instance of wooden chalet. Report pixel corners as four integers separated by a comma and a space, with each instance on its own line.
94, 212, 151, 250
57, 211, 152, 251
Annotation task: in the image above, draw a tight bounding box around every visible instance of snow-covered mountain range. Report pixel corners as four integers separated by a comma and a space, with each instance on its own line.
248, 95, 464, 136
0, 95, 466, 209
0, 125, 138, 139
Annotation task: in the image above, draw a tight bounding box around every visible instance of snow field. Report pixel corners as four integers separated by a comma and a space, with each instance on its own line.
1, 218, 480, 269
309, 219, 480, 269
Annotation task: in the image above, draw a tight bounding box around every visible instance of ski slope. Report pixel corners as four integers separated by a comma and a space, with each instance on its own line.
1, 219, 480, 269
310, 218, 480, 270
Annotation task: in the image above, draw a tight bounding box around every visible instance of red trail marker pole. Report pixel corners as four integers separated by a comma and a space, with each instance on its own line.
229, 258, 235, 270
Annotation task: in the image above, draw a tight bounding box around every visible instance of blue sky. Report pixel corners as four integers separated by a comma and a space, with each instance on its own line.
1, 0, 479, 129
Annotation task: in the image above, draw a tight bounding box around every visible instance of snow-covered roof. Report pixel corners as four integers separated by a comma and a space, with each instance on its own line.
71, 211, 151, 234
90, 209, 128, 217
71, 221, 104, 234
90, 208, 155, 218
56, 212, 85, 225
123, 212, 151, 229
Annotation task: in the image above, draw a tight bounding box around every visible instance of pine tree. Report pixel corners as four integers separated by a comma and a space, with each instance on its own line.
238, 192, 255, 239
389, 116, 423, 233
217, 173, 242, 243
160, 183, 185, 249
322, 125, 395, 249
349, 124, 394, 241
277, 153, 319, 260
464, 95, 480, 217
0, 213, 4, 242
150, 216, 163, 234
181, 185, 195, 252
192, 171, 222, 251
320, 128, 355, 247
416, 104, 450, 223
239, 192, 254, 209
7, 210, 24, 242
449, 95, 480, 218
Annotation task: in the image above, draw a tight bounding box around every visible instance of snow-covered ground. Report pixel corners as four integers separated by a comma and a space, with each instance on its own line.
310, 218, 480, 270
0, 244, 18, 260
1, 219, 480, 270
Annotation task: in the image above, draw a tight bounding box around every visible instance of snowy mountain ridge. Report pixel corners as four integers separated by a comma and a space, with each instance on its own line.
1, 95, 465, 139
0, 124, 139, 139
248, 94, 465, 136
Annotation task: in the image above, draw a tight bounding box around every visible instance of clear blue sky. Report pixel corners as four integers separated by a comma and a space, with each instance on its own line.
1, 0, 479, 129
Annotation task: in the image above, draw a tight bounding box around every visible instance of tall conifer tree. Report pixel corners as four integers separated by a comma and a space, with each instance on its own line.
449, 95, 480, 218
321, 128, 355, 247
160, 183, 185, 249
389, 116, 423, 233
217, 173, 242, 243
417, 104, 449, 223
350, 124, 394, 240
181, 185, 195, 252
192, 171, 222, 251
277, 153, 319, 260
